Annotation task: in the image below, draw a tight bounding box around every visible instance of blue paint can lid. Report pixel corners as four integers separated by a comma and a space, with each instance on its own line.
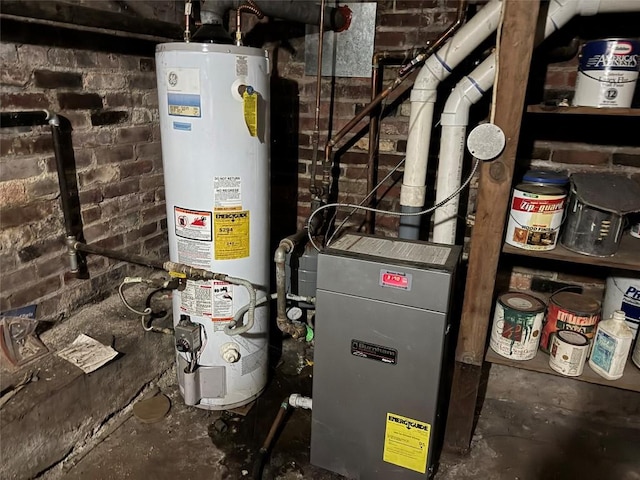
522, 169, 569, 186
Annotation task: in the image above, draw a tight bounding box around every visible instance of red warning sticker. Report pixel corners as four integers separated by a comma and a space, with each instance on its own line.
175, 207, 212, 242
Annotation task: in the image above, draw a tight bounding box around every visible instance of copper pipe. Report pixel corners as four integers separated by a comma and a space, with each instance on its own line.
365, 52, 411, 233
319, 0, 468, 205
309, 0, 327, 198
235, 0, 264, 46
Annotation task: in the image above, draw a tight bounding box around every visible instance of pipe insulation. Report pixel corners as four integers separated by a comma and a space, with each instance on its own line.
399, 0, 503, 239
431, 0, 640, 245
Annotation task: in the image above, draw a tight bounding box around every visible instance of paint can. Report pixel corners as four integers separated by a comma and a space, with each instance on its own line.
522, 169, 569, 190
633, 335, 640, 369
560, 183, 624, 257
549, 330, 589, 377
490, 292, 546, 360
631, 220, 640, 239
602, 273, 640, 340
505, 184, 566, 251
540, 291, 601, 352
572, 38, 640, 108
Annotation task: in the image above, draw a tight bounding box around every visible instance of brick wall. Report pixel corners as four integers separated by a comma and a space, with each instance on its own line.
285, 0, 461, 235
0, 39, 166, 319
2, 2, 638, 320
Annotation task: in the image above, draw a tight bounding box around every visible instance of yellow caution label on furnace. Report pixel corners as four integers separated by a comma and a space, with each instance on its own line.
383, 413, 430, 474
214, 210, 249, 260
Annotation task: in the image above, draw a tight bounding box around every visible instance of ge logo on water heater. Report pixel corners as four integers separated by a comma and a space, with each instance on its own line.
168, 71, 178, 87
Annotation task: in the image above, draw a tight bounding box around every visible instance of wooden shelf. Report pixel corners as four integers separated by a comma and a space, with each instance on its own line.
502, 234, 640, 272
485, 348, 640, 393
526, 105, 640, 116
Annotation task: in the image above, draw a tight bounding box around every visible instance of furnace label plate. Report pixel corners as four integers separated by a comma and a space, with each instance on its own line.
351, 339, 397, 365
383, 413, 430, 474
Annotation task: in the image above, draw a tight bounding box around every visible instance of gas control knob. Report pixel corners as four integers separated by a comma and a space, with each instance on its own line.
220, 342, 241, 363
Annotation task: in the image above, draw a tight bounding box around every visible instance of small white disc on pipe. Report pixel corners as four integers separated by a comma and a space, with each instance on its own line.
466, 123, 506, 161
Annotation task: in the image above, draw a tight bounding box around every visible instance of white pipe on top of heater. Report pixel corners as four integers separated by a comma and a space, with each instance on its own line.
430, 0, 640, 245
399, 0, 503, 239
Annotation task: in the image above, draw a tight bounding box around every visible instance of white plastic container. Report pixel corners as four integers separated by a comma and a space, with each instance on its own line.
588, 310, 633, 380
633, 336, 640, 369
602, 274, 640, 340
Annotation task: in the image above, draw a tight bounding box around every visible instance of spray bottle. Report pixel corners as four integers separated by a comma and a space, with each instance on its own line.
589, 310, 633, 380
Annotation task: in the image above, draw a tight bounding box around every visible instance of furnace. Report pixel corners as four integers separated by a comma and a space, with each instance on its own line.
311, 233, 461, 479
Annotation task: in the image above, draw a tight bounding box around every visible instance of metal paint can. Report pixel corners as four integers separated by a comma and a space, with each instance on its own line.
602, 274, 640, 341
540, 291, 601, 352
549, 330, 589, 377
573, 38, 640, 108
522, 169, 569, 189
490, 292, 546, 360
560, 183, 624, 257
505, 184, 566, 251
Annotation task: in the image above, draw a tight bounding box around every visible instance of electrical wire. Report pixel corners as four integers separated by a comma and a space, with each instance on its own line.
118, 282, 153, 317
307, 157, 481, 251
326, 156, 407, 246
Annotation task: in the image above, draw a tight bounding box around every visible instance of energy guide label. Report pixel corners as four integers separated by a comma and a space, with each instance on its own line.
383, 413, 430, 474
214, 211, 249, 260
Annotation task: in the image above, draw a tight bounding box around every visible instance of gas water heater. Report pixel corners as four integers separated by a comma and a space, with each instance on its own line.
156, 43, 270, 410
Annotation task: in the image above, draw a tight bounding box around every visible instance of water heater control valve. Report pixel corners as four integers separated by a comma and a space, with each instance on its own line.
175, 315, 202, 353
220, 342, 241, 363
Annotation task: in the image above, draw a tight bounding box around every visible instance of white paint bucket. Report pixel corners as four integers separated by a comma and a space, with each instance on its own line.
549, 330, 589, 377
602, 274, 640, 340
490, 292, 545, 360
505, 184, 566, 251
573, 38, 640, 108
633, 335, 640, 369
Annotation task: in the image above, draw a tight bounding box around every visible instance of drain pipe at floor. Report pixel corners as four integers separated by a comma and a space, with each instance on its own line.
430, 0, 640, 245
253, 394, 313, 479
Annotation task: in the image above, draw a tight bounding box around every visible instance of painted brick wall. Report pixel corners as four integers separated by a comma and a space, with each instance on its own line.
0, 41, 166, 319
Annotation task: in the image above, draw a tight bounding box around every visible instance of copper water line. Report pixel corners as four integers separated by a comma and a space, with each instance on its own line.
235, 0, 264, 46
308, 0, 327, 200
365, 51, 412, 233
318, 0, 468, 205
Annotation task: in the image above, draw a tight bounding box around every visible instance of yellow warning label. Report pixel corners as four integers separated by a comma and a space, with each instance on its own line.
214, 210, 249, 260
243, 91, 258, 137
383, 413, 430, 474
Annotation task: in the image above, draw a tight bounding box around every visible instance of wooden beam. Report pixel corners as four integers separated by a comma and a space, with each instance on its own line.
0, 1, 182, 41
455, 0, 541, 366
445, 0, 541, 452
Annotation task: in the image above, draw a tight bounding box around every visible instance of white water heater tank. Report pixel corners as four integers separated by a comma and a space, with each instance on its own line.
156, 43, 270, 410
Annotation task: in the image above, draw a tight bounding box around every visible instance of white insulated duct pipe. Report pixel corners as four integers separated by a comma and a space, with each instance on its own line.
431, 0, 640, 245
398, 0, 503, 239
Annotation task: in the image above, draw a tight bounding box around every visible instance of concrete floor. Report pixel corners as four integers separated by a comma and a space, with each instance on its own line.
3, 289, 640, 480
